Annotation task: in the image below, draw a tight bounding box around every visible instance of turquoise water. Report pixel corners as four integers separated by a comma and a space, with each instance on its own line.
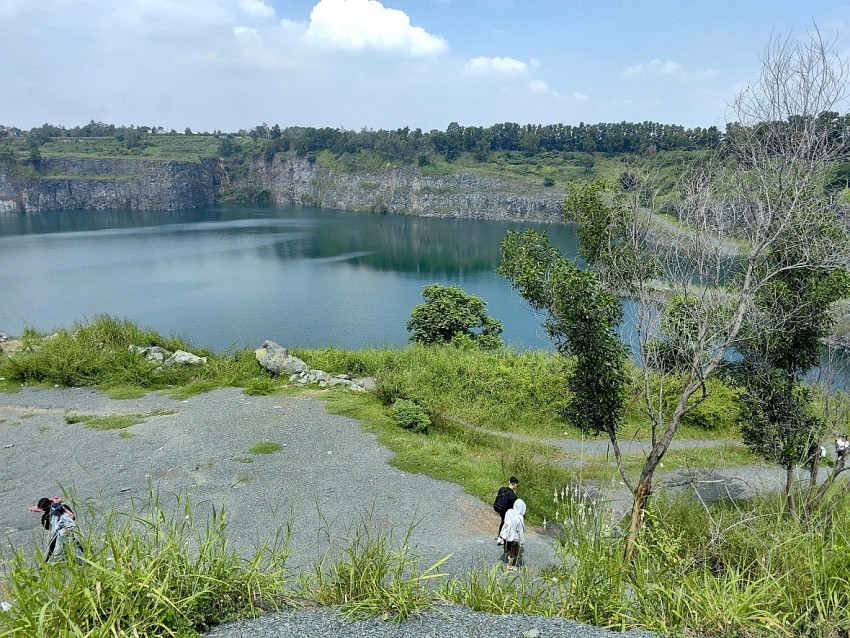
0, 205, 580, 351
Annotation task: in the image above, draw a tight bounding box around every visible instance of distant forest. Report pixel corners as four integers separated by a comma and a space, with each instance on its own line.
8, 119, 725, 157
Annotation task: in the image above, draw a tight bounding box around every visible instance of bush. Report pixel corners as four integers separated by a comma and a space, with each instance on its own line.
391, 399, 431, 434
243, 376, 279, 396
406, 284, 503, 350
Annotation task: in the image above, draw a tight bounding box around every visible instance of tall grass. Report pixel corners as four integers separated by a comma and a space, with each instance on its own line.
306, 511, 448, 621
0, 493, 291, 637
439, 489, 850, 637
0, 315, 261, 396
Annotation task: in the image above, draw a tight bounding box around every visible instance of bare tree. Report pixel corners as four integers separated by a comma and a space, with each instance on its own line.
563, 31, 850, 562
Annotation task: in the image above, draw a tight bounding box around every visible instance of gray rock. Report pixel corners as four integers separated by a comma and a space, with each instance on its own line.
354, 376, 377, 391
0, 330, 9, 342
129, 345, 172, 362
255, 341, 308, 376
307, 370, 332, 385
164, 350, 207, 366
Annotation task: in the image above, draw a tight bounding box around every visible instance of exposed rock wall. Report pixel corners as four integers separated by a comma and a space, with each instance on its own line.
0, 155, 564, 221
0, 157, 216, 214
234, 157, 565, 221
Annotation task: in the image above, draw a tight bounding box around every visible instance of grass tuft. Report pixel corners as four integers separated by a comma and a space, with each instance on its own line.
248, 442, 282, 454
307, 511, 448, 621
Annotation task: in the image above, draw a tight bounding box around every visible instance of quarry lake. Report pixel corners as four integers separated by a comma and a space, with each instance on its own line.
0, 205, 581, 351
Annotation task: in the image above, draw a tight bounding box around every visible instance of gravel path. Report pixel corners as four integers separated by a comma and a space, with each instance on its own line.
0, 386, 656, 637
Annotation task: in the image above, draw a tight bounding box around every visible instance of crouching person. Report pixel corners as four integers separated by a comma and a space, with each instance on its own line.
29, 497, 83, 563
499, 498, 526, 572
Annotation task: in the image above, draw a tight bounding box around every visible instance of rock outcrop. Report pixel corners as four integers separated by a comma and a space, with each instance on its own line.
0, 154, 562, 221
0, 157, 216, 214
234, 157, 564, 222
255, 340, 366, 391
128, 345, 207, 366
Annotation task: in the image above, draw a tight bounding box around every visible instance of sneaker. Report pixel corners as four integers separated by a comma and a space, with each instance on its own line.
506, 565, 518, 572
496, 538, 504, 545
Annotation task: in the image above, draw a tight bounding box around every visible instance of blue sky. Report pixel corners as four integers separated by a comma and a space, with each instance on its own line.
1, 0, 848, 132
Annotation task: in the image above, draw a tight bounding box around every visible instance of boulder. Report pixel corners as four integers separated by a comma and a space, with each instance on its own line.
164, 350, 207, 366
0, 339, 22, 356
255, 340, 308, 375
129, 345, 172, 362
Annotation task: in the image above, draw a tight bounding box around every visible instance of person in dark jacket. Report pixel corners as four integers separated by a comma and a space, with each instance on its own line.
493, 477, 518, 545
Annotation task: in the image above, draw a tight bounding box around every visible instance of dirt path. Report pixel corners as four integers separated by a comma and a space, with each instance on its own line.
0, 386, 555, 578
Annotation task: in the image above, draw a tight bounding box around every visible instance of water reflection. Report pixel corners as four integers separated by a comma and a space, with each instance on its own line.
0, 205, 577, 350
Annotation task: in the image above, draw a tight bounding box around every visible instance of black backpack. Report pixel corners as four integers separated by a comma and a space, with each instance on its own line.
493, 487, 509, 513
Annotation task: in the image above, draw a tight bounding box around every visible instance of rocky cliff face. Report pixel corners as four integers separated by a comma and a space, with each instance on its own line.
0, 155, 564, 221
0, 157, 216, 214
233, 157, 565, 221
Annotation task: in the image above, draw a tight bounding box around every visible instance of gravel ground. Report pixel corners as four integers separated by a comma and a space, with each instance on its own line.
208, 605, 654, 638
0, 386, 652, 637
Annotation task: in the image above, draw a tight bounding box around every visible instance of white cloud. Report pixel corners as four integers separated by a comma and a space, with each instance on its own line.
623, 59, 682, 77
572, 92, 589, 102
465, 56, 527, 74
0, 0, 604, 131
623, 59, 718, 81
239, 0, 275, 19
304, 0, 447, 55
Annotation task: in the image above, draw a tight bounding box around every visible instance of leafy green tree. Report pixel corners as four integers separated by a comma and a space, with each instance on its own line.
27, 142, 42, 167
218, 136, 238, 157
498, 230, 629, 445
406, 284, 503, 349
736, 264, 850, 515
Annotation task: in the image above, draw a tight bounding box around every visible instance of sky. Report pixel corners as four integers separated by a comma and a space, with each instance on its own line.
2, 0, 849, 133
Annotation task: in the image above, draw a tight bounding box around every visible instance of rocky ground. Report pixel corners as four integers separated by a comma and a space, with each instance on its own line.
0, 386, 650, 638
0, 382, 808, 637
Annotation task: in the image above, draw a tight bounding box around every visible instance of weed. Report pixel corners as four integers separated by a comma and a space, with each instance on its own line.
233, 456, 254, 464
230, 475, 254, 488
243, 376, 279, 396
308, 511, 448, 621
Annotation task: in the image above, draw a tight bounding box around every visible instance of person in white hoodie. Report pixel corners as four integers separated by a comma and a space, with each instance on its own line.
499, 498, 526, 571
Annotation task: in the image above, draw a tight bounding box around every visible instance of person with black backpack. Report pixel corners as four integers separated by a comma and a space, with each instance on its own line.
28, 496, 83, 563
492, 477, 518, 545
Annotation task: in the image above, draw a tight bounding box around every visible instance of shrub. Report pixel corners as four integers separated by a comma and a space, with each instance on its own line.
243, 376, 278, 395
406, 284, 503, 350
392, 399, 431, 434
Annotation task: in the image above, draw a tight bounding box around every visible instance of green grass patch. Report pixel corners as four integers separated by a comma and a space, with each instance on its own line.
243, 376, 279, 395
62, 408, 173, 430
248, 442, 282, 454
101, 385, 150, 400
233, 456, 254, 464
64, 413, 146, 430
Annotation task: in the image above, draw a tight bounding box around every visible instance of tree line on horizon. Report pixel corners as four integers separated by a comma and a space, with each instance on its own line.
4, 118, 728, 158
